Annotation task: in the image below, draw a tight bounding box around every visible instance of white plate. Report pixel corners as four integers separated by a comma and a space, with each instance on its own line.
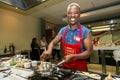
88, 73, 101, 80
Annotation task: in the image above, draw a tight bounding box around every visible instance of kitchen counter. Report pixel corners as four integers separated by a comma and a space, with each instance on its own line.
0, 58, 120, 80
0, 53, 15, 58
94, 45, 120, 50
93, 45, 120, 74
1, 66, 119, 80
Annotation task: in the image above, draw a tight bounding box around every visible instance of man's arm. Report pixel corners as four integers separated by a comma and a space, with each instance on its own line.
47, 31, 62, 52
78, 33, 93, 59
40, 31, 62, 60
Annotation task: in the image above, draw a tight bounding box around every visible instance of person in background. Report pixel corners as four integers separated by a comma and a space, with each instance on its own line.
51, 29, 56, 61
52, 42, 61, 61
41, 3, 93, 71
31, 37, 40, 61
39, 35, 48, 61
40, 35, 47, 54
55, 42, 61, 60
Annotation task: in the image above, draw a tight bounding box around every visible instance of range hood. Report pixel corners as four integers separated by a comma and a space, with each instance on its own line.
0, 0, 48, 10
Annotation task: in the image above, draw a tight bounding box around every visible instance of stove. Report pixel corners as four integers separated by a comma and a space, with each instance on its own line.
30, 66, 102, 80
31, 66, 74, 80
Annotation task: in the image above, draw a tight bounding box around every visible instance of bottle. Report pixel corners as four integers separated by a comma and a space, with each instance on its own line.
4, 46, 7, 53
9, 43, 15, 54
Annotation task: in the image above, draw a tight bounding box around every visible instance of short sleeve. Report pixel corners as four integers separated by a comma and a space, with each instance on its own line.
60, 26, 67, 37
82, 25, 90, 40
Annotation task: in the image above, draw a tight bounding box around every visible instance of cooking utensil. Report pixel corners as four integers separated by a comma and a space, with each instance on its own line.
56, 60, 65, 66
51, 60, 65, 73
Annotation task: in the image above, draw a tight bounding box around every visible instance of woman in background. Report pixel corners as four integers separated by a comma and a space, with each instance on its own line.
31, 37, 40, 60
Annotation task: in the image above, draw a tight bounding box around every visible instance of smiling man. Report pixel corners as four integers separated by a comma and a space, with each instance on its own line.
41, 3, 93, 71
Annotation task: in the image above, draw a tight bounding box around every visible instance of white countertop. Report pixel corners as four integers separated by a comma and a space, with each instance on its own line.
93, 45, 120, 50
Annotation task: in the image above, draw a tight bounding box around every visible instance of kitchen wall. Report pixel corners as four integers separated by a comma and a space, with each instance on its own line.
0, 8, 41, 53
99, 34, 112, 44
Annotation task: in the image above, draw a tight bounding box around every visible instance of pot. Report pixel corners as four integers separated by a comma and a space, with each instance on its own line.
38, 61, 53, 77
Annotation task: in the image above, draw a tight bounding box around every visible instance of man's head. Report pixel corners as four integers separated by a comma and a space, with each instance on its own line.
67, 3, 80, 25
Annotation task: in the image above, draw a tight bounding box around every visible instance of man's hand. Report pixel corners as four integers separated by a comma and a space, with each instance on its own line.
40, 50, 52, 61
63, 54, 76, 63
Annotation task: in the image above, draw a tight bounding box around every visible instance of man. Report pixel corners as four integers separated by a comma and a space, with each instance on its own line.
41, 3, 93, 71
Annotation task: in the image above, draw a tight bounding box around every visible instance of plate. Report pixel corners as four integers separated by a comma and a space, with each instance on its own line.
88, 73, 101, 80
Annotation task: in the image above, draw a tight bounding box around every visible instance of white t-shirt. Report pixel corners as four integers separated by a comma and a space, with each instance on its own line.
40, 40, 47, 49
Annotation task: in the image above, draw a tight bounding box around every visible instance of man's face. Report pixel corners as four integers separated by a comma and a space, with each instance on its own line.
67, 5, 80, 25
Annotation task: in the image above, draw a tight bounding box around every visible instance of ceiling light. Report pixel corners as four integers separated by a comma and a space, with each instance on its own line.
92, 27, 110, 32
41, 0, 47, 2
15, 7, 18, 9
91, 25, 110, 29
110, 20, 114, 23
